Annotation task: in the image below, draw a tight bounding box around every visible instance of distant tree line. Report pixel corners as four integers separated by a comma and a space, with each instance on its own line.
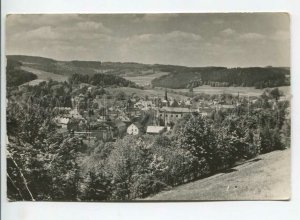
71, 60, 102, 69
152, 67, 289, 89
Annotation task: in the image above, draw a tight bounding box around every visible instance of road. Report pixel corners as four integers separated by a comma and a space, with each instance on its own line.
146, 149, 291, 200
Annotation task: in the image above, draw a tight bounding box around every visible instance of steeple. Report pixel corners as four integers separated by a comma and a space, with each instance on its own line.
165, 90, 168, 101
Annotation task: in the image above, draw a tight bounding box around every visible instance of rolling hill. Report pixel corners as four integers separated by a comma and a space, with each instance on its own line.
152, 66, 290, 89
6, 55, 290, 90
6, 55, 158, 78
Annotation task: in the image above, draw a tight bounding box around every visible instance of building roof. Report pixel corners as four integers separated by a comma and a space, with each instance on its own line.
117, 115, 131, 122
221, 104, 235, 109
135, 100, 153, 104
159, 107, 192, 113
54, 107, 72, 111
146, 126, 165, 134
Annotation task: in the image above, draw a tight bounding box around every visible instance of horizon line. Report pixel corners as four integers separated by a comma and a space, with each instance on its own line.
5, 53, 291, 69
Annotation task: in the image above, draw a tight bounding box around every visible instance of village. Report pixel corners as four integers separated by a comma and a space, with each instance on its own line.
52, 82, 282, 146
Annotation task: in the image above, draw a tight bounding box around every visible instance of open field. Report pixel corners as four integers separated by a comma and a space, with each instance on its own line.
146, 149, 290, 200
123, 72, 169, 86
106, 87, 189, 100
26, 79, 47, 86
21, 66, 68, 82
174, 85, 290, 97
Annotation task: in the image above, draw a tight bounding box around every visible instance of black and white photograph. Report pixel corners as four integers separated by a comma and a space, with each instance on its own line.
5, 13, 291, 202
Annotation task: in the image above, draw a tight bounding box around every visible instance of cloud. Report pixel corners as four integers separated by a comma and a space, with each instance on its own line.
220, 28, 236, 36
167, 31, 202, 41
9, 19, 114, 50
114, 30, 204, 65
76, 21, 111, 33
6, 14, 290, 67
129, 31, 202, 45
270, 30, 290, 40
219, 29, 266, 42
213, 19, 224, 25
7, 14, 83, 30
239, 32, 266, 40
12, 26, 60, 41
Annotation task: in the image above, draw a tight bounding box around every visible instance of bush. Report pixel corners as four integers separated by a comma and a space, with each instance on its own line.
130, 174, 168, 199
260, 128, 284, 153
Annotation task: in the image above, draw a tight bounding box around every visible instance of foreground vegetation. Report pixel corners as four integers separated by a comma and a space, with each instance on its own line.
147, 149, 290, 200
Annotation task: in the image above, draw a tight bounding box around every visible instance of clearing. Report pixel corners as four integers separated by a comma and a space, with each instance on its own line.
146, 149, 291, 200
106, 87, 189, 100
123, 72, 169, 87
20, 66, 68, 82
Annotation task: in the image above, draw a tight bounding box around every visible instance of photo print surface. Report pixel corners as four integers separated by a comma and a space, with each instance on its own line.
6, 13, 290, 201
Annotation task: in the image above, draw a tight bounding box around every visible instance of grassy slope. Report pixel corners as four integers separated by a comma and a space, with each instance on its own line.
146, 149, 290, 200
20, 66, 68, 82
174, 85, 291, 97
123, 72, 169, 87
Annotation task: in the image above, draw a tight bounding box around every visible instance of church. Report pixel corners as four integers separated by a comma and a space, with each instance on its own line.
157, 91, 193, 126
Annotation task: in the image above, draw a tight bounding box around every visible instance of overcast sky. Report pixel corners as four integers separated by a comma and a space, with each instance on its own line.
6, 13, 290, 67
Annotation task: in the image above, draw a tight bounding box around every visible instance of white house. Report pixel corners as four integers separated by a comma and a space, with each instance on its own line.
127, 123, 142, 135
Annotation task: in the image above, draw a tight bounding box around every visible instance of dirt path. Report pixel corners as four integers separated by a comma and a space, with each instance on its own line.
146, 149, 291, 201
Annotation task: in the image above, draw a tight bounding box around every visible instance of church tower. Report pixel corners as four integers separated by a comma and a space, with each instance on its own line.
165, 90, 168, 101
162, 90, 169, 107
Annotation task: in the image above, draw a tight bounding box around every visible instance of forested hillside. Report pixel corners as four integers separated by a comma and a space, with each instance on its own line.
152, 67, 289, 89
68, 73, 141, 88
7, 55, 102, 76
6, 58, 38, 87
6, 56, 142, 89
7, 55, 290, 89
7, 55, 155, 77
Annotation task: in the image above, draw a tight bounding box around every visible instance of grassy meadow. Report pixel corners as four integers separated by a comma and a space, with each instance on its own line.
173, 85, 291, 97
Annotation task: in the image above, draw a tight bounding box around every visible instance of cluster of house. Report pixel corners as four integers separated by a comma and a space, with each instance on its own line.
52, 90, 251, 144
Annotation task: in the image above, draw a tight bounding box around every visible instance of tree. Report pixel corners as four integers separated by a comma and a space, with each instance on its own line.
174, 113, 217, 172
7, 93, 87, 201
270, 87, 282, 101
280, 116, 291, 148
46, 136, 86, 201
115, 91, 127, 101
